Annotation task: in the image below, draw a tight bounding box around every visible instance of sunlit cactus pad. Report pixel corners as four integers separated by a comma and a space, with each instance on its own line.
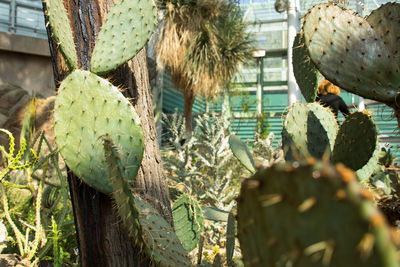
292, 32, 318, 102
332, 111, 377, 171
134, 196, 192, 267
44, 0, 77, 70
172, 194, 204, 252
302, 3, 400, 105
237, 160, 399, 267
366, 2, 400, 68
54, 70, 144, 194
282, 102, 338, 160
91, 0, 158, 74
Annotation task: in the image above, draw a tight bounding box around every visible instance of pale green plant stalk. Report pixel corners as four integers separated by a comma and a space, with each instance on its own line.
27, 171, 44, 261
0, 182, 24, 255
51, 216, 63, 267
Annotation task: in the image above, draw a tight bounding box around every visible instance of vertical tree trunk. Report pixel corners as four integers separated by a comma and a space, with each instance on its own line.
43, 1, 171, 266
183, 89, 196, 136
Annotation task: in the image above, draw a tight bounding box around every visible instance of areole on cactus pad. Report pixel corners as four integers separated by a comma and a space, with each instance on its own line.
54, 70, 144, 194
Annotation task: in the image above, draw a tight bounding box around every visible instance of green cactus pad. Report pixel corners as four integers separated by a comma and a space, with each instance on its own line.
332, 112, 377, 171
103, 138, 191, 266
303, 3, 400, 105
282, 102, 338, 160
172, 194, 204, 252
134, 196, 192, 267
237, 161, 400, 267
366, 2, 400, 68
44, 0, 78, 70
103, 137, 142, 241
229, 134, 255, 173
356, 141, 380, 181
91, 0, 158, 74
202, 206, 230, 222
292, 32, 318, 102
54, 70, 144, 194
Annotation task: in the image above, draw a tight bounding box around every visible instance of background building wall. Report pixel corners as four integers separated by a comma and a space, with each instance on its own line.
0, 31, 54, 97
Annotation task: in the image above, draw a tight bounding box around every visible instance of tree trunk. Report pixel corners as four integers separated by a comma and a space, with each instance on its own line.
43, 1, 171, 266
183, 89, 196, 136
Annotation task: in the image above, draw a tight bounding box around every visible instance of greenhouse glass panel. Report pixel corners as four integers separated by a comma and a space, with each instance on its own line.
263, 57, 287, 82
233, 59, 258, 84
248, 22, 287, 50
0, 2, 9, 32
240, 1, 286, 22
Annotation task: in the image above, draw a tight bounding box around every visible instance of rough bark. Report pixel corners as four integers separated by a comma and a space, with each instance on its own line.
183, 89, 196, 136
43, 1, 171, 266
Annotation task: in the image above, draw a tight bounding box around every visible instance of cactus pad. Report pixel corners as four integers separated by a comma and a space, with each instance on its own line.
303, 3, 400, 105
366, 2, 400, 68
292, 32, 318, 102
134, 196, 192, 266
237, 161, 399, 267
356, 142, 380, 181
332, 112, 377, 171
282, 102, 338, 160
229, 134, 255, 173
103, 138, 191, 266
172, 194, 204, 252
91, 0, 158, 74
54, 70, 144, 194
44, 0, 78, 70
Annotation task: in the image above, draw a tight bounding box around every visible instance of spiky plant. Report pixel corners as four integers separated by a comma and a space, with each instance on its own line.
156, 0, 252, 134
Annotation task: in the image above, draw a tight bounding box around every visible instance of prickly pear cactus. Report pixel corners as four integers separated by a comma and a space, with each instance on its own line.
135, 196, 192, 266
44, 0, 78, 70
292, 32, 318, 102
54, 70, 144, 194
332, 111, 377, 171
356, 145, 380, 181
365, 2, 400, 69
229, 134, 255, 173
91, 0, 158, 74
172, 194, 204, 252
282, 102, 338, 160
237, 160, 400, 267
302, 3, 400, 105
103, 138, 192, 266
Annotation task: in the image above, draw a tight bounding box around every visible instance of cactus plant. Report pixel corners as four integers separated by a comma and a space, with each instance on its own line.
172, 193, 204, 252
282, 102, 338, 161
331, 111, 377, 171
237, 160, 399, 267
90, 0, 158, 74
299, 3, 400, 126
292, 32, 319, 102
54, 70, 144, 194
44, 0, 78, 70
103, 137, 191, 266
283, 103, 379, 177
229, 134, 255, 173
